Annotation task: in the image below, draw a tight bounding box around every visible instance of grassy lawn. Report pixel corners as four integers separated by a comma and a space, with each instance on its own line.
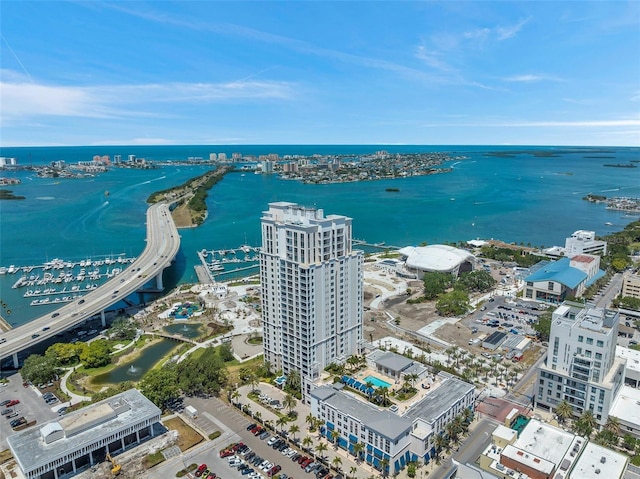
143, 451, 165, 469
163, 417, 204, 451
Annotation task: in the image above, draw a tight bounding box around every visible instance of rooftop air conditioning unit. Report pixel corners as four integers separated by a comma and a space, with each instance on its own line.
600, 456, 606, 463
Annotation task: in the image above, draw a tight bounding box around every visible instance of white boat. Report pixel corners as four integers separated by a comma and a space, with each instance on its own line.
605, 222, 613, 226
0, 267, 6, 275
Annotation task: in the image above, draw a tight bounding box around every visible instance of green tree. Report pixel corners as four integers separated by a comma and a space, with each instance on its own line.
289, 423, 300, 442
45, 342, 84, 365
139, 363, 180, 407
594, 429, 617, 447
283, 393, 297, 415
533, 310, 553, 342
574, 410, 597, 437
605, 415, 621, 436
436, 290, 470, 316
20, 354, 59, 385
276, 415, 289, 431
108, 317, 137, 340
178, 347, 227, 396
315, 441, 328, 459
218, 342, 234, 362
352, 442, 365, 462
284, 369, 301, 397
80, 340, 111, 368
332, 456, 342, 472
457, 270, 497, 292
623, 434, 637, 451
556, 400, 573, 424
330, 429, 340, 448
306, 413, 316, 431
302, 435, 314, 451
422, 272, 454, 299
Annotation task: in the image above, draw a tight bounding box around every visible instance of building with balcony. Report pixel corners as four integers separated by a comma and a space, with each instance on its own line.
260, 202, 363, 400
535, 302, 625, 424
621, 272, 640, 300
310, 371, 474, 475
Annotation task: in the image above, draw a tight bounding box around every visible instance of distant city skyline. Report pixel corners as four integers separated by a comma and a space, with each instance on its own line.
1, 1, 639, 147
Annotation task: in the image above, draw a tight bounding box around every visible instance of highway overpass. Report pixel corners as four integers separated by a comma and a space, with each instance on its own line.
0, 203, 180, 368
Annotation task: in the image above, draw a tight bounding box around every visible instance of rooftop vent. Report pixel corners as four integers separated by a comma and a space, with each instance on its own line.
595, 469, 601, 474
600, 456, 606, 463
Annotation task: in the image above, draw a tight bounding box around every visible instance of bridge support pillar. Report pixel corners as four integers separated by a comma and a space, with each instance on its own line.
100, 310, 106, 327
12, 353, 19, 369
155, 273, 163, 291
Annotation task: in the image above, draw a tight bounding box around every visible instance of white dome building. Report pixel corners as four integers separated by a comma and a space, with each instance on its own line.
398, 244, 475, 278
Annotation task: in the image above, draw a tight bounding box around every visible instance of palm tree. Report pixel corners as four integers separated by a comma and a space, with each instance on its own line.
289, 423, 300, 442
249, 374, 260, 393
283, 393, 297, 415
254, 411, 262, 423
315, 441, 328, 460
352, 442, 365, 462
555, 400, 573, 424
332, 456, 342, 472
276, 415, 289, 431
230, 389, 241, 406
306, 413, 316, 431
605, 415, 621, 436
366, 381, 374, 400
330, 429, 340, 449
380, 457, 389, 477
575, 410, 597, 437
302, 435, 313, 452
316, 418, 325, 438
434, 434, 447, 460
349, 466, 358, 479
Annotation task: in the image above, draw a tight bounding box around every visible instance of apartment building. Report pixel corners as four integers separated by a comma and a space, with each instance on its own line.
260, 202, 364, 400
535, 302, 625, 424
621, 272, 640, 299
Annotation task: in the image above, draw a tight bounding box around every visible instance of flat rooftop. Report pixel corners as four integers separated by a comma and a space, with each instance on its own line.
609, 385, 640, 427
7, 389, 161, 474
616, 345, 640, 374
403, 374, 474, 424
513, 419, 573, 467
571, 442, 628, 479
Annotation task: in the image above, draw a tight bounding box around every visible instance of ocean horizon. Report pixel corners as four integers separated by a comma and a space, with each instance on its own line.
1, 144, 639, 327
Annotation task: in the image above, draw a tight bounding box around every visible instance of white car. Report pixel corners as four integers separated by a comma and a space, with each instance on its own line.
267, 437, 278, 446
261, 462, 273, 472
281, 447, 291, 455
249, 473, 264, 479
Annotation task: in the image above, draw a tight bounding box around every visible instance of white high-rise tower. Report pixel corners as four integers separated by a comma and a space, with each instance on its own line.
260, 202, 363, 400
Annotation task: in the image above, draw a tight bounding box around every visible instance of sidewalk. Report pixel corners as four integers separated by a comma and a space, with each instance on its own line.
59, 367, 91, 404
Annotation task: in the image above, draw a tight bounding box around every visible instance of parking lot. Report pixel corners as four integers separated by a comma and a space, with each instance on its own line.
0, 372, 61, 449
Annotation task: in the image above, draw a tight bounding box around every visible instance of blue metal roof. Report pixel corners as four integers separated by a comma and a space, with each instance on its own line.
585, 269, 605, 287
525, 257, 587, 289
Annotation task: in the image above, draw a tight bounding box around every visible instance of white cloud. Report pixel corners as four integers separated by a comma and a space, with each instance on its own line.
421, 119, 640, 128
0, 71, 296, 123
504, 74, 563, 83
414, 45, 454, 72
496, 17, 531, 40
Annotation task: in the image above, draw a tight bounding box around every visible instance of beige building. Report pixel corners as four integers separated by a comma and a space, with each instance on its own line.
622, 273, 640, 299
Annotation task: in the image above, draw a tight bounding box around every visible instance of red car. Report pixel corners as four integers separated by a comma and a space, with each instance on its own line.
301, 458, 313, 468
252, 426, 263, 436
268, 465, 281, 477
297, 456, 308, 464
195, 464, 207, 477
7, 400, 19, 407
219, 449, 233, 458
232, 442, 244, 451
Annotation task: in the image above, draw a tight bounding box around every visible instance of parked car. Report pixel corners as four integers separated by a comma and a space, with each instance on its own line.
1, 408, 12, 415
195, 464, 207, 477
10, 417, 26, 428
7, 399, 19, 407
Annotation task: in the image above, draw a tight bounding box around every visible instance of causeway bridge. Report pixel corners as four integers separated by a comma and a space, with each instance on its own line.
0, 203, 180, 368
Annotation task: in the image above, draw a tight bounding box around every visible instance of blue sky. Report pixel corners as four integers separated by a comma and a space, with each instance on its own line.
1, 1, 639, 146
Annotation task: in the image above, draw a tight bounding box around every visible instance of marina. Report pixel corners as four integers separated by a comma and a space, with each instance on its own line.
196, 245, 261, 283
1, 255, 136, 308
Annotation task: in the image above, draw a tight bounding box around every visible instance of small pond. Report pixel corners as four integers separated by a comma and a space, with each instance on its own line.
164, 322, 203, 339
92, 339, 179, 385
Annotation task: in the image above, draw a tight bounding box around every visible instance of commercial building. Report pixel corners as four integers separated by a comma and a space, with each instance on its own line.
310, 371, 474, 475
478, 419, 628, 479
535, 302, 625, 424
260, 202, 364, 400
621, 272, 640, 299
397, 244, 475, 278
523, 255, 604, 303
7, 389, 161, 479
565, 230, 607, 256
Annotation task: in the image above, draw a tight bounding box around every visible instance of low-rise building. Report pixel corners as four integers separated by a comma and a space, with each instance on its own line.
7, 389, 160, 479
310, 371, 474, 475
479, 418, 628, 479
523, 256, 604, 303
622, 272, 640, 300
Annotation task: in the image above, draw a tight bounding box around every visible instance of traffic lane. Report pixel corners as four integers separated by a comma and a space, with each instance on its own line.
453, 417, 498, 465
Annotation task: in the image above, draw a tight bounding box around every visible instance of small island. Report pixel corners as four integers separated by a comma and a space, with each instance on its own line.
0, 189, 26, 200
147, 165, 233, 228
386, 187, 400, 192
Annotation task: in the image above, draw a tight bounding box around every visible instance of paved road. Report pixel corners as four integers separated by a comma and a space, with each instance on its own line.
0, 203, 180, 365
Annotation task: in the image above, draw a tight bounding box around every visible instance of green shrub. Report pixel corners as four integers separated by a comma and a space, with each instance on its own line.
209, 431, 221, 440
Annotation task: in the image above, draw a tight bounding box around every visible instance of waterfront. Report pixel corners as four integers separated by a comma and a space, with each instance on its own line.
1, 145, 639, 327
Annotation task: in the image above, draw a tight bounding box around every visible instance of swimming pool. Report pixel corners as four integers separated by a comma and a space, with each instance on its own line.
363, 375, 392, 388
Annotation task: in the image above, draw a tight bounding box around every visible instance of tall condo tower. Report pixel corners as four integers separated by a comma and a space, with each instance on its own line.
260, 202, 364, 400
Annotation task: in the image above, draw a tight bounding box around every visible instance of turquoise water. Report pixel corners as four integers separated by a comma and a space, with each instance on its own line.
1, 144, 639, 327
363, 375, 392, 388
163, 323, 202, 339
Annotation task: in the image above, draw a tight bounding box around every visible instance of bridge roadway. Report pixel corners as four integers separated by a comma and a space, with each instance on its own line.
0, 203, 180, 367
